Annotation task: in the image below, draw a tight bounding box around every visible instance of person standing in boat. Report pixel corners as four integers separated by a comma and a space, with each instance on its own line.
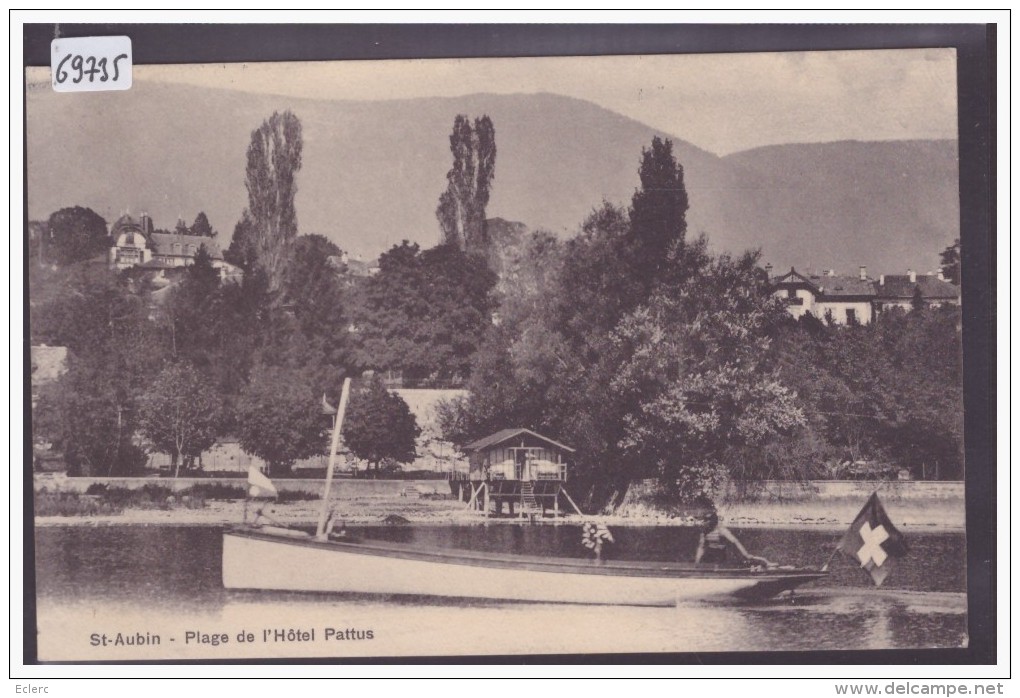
695, 508, 774, 568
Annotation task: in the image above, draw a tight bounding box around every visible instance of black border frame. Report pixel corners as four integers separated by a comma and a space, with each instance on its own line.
19, 21, 996, 670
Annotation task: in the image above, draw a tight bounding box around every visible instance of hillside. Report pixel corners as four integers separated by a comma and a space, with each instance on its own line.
26, 81, 959, 273
722, 140, 960, 275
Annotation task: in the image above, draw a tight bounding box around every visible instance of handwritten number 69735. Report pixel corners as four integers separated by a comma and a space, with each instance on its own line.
55, 53, 128, 85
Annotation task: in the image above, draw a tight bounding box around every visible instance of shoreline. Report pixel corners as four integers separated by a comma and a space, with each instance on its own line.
32, 496, 966, 532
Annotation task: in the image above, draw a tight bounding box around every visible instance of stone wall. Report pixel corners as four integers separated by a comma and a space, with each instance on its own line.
32, 474, 446, 497
722, 479, 964, 501
616, 478, 965, 515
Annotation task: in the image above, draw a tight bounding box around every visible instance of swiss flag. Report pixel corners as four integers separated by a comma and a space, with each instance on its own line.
837, 493, 909, 586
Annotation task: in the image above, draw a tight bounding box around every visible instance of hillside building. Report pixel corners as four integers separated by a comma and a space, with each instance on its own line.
874, 270, 961, 313
769, 264, 960, 325
107, 213, 241, 282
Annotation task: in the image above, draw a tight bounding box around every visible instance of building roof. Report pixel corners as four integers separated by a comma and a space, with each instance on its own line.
876, 274, 959, 300
110, 214, 148, 237
463, 428, 575, 454
773, 268, 875, 298
149, 233, 223, 259
772, 268, 818, 289
343, 257, 380, 277
811, 275, 876, 298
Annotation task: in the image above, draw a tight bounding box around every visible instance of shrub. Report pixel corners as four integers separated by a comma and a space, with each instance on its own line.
34, 491, 123, 517
277, 490, 319, 503
181, 483, 247, 500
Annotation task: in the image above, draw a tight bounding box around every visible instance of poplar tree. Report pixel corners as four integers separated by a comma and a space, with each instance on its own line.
243, 110, 303, 294
436, 114, 496, 257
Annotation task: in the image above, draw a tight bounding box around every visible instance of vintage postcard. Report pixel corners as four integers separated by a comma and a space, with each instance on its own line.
25, 32, 985, 664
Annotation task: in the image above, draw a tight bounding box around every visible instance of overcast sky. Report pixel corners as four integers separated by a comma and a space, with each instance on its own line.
97, 48, 960, 155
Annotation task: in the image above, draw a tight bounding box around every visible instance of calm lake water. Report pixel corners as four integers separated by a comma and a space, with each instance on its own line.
32, 524, 968, 660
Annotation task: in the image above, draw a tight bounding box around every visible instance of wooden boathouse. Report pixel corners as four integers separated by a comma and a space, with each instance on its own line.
452, 428, 583, 518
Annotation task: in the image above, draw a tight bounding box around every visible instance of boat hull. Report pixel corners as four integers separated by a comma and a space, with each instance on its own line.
223, 528, 825, 606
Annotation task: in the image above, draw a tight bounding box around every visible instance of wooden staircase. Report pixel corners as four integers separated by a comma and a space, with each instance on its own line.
520, 482, 541, 518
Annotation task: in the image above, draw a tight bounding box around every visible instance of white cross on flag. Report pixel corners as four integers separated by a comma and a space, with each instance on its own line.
837, 493, 909, 586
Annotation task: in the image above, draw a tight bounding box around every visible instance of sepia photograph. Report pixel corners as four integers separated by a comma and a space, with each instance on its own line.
20, 22, 995, 667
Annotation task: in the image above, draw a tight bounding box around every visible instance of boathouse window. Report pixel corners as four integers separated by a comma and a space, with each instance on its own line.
483, 446, 562, 480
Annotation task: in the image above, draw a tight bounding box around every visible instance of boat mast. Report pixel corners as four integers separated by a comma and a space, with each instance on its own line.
316, 377, 352, 539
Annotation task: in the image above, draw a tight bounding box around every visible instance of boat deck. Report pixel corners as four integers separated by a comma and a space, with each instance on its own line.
227, 526, 824, 583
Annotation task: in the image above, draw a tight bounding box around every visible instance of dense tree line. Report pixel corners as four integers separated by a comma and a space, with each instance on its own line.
31, 110, 504, 476
765, 308, 964, 482
30, 116, 962, 498
346, 241, 497, 384
439, 136, 964, 508
32, 265, 165, 475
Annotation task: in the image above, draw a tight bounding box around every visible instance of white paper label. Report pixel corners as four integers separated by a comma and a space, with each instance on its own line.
51, 36, 132, 92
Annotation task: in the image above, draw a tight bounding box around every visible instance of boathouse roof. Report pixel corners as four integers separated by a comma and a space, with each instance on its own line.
463, 428, 575, 454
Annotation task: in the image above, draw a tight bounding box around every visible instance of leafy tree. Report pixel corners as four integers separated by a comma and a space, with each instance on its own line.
348, 241, 496, 382
556, 202, 644, 354
164, 245, 221, 360
190, 244, 220, 287
32, 267, 157, 362
452, 205, 641, 502
342, 377, 420, 474
283, 234, 343, 329
455, 138, 805, 506
174, 218, 189, 235
35, 269, 163, 475
610, 250, 803, 500
45, 206, 108, 266
436, 114, 496, 256
243, 110, 303, 293
49, 355, 149, 476
204, 270, 274, 432
911, 285, 925, 313
939, 238, 961, 285
873, 307, 964, 479
138, 361, 221, 477
224, 211, 259, 271
435, 394, 473, 447
151, 248, 273, 435
191, 211, 216, 238
773, 305, 964, 481
236, 363, 328, 476
279, 234, 355, 375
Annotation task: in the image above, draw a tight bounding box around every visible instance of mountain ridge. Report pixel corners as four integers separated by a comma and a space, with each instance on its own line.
26, 81, 959, 273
